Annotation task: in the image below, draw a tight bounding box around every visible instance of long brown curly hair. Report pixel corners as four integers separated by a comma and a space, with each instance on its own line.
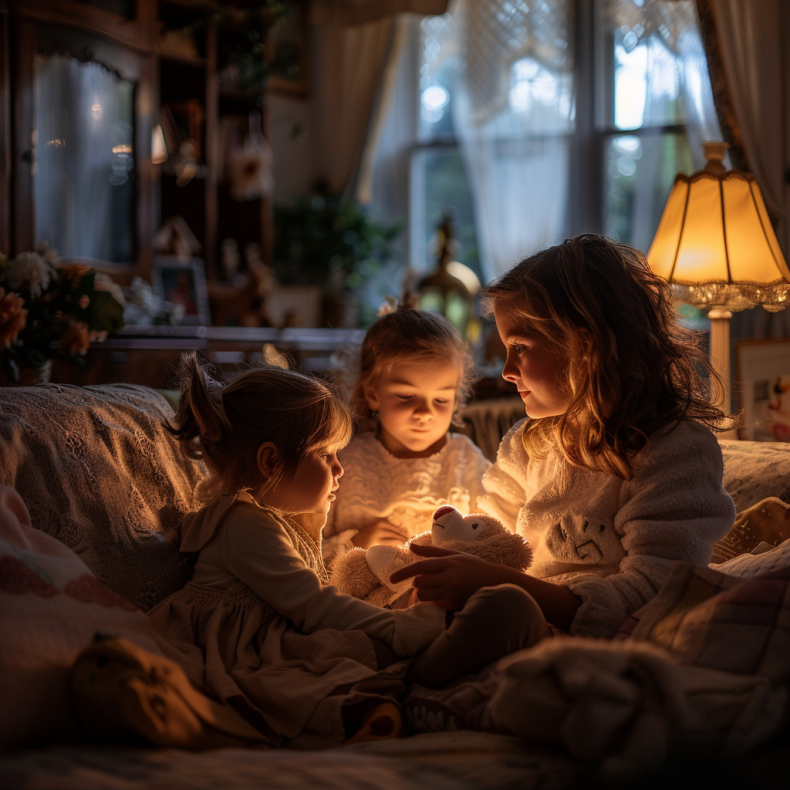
168, 351, 353, 500
482, 234, 732, 479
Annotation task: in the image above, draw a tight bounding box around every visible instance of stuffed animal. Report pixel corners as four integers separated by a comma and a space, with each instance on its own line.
329, 505, 533, 608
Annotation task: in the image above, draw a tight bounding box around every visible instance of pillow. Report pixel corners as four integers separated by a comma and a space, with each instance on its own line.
719, 439, 790, 513
618, 561, 790, 684
0, 485, 165, 751
710, 497, 790, 564
0, 384, 207, 609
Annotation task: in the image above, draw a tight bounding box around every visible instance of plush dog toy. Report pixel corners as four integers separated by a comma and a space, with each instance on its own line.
329, 505, 533, 608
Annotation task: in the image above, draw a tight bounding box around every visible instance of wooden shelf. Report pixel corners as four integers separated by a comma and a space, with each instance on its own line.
157, 49, 206, 68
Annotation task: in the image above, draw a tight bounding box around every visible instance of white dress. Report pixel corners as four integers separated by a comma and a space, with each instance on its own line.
479, 419, 736, 638
323, 432, 491, 563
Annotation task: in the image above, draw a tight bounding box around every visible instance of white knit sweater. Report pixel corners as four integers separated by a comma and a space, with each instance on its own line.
324, 432, 491, 563
479, 419, 736, 638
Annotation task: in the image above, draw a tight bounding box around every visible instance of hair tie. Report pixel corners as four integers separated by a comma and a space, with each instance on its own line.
204, 374, 226, 414
376, 296, 399, 316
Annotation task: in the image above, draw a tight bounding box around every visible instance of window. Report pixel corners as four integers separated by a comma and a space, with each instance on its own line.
404, 0, 720, 281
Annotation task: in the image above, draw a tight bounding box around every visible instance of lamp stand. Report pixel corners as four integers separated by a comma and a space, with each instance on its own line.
707, 307, 738, 439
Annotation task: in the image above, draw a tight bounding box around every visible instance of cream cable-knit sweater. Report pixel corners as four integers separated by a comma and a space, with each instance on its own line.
479, 419, 736, 638
323, 432, 491, 563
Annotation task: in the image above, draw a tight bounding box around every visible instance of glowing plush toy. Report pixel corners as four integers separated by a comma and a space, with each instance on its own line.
329, 505, 533, 608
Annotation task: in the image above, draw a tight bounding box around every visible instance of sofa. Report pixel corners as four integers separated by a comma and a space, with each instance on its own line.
1, 383, 789, 789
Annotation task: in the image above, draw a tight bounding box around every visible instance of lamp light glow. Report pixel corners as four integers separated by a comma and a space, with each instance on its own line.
647, 142, 790, 424
647, 142, 790, 313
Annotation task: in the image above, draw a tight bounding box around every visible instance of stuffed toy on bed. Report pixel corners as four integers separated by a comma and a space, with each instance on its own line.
329, 505, 533, 608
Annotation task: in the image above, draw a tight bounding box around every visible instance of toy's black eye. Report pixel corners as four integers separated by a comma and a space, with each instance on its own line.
472, 523, 479, 529
600, 524, 605, 532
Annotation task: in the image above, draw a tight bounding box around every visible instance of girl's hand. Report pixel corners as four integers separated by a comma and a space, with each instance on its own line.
390, 544, 517, 611
352, 519, 408, 549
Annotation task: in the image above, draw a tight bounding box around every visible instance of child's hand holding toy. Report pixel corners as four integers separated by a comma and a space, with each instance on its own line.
329, 505, 533, 609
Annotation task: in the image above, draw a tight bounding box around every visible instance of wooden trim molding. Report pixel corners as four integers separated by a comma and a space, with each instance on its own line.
0, 3, 10, 254
6, 0, 151, 54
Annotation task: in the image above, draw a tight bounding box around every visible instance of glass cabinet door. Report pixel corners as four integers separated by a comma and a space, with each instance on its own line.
34, 53, 136, 263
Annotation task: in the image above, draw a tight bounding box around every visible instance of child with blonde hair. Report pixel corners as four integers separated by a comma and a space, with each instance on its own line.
392, 235, 736, 660
147, 352, 449, 746
323, 306, 491, 563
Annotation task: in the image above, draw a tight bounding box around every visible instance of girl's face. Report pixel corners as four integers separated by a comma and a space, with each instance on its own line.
265, 443, 344, 514
364, 359, 459, 459
494, 304, 569, 418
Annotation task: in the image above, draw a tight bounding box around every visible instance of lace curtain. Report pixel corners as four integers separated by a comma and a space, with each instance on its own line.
444, 0, 574, 281
599, 0, 721, 167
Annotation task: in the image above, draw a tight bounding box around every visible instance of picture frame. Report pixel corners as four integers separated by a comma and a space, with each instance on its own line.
735, 337, 790, 443
152, 256, 211, 326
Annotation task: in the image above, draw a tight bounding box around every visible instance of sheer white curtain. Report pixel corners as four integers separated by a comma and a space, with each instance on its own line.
600, 0, 723, 253
448, 0, 574, 281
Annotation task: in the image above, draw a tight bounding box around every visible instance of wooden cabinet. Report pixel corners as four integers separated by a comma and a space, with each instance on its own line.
2, 0, 273, 285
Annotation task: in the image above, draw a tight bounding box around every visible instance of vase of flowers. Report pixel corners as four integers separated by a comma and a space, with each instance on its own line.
0, 244, 126, 385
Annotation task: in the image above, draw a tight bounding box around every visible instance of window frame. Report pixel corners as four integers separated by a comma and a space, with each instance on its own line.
409, 0, 699, 268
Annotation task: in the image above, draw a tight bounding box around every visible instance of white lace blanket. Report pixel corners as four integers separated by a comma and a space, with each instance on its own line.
0, 384, 207, 610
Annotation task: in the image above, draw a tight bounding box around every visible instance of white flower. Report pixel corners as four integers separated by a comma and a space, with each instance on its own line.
6, 251, 52, 297
94, 272, 126, 307
36, 241, 59, 266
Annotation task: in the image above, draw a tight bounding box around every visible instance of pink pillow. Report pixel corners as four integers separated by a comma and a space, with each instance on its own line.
0, 485, 164, 751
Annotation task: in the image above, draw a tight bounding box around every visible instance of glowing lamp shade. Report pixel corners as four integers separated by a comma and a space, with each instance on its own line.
648, 142, 790, 424
647, 142, 790, 312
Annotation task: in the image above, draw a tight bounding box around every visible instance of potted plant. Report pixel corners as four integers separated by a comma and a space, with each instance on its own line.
0, 245, 126, 385
273, 192, 402, 327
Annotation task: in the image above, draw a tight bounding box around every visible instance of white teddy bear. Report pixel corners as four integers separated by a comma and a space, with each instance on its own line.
329, 505, 533, 608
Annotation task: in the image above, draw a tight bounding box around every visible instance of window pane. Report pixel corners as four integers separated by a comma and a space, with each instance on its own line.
614, 28, 685, 130
605, 133, 693, 253
419, 14, 457, 139
410, 148, 480, 278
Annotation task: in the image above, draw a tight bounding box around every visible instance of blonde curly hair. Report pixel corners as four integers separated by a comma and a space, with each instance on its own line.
350, 305, 475, 427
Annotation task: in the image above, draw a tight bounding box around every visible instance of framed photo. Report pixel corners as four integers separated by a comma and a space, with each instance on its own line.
735, 338, 790, 443
152, 257, 211, 326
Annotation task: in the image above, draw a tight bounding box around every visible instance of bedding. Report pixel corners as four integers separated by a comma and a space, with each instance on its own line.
0, 384, 207, 610
2, 382, 790, 788
0, 731, 590, 790
0, 485, 164, 751
718, 439, 790, 511
405, 563, 790, 780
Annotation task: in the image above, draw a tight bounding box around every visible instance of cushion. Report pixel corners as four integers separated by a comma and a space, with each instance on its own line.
0, 485, 165, 751
0, 383, 207, 609
719, 439, 790, 513
710, 497, 790, 564
618, 561, 790, 684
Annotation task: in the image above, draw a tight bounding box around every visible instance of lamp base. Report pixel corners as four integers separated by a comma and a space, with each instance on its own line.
708, 308, 738, 440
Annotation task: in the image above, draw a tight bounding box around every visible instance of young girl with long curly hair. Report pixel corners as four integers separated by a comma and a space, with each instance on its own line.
393, 235, 736, 680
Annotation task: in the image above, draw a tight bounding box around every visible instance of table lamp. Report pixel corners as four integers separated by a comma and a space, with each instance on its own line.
646, 142, 790, 418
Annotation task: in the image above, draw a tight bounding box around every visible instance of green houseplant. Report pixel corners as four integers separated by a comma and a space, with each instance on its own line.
273, 193, 402, 326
